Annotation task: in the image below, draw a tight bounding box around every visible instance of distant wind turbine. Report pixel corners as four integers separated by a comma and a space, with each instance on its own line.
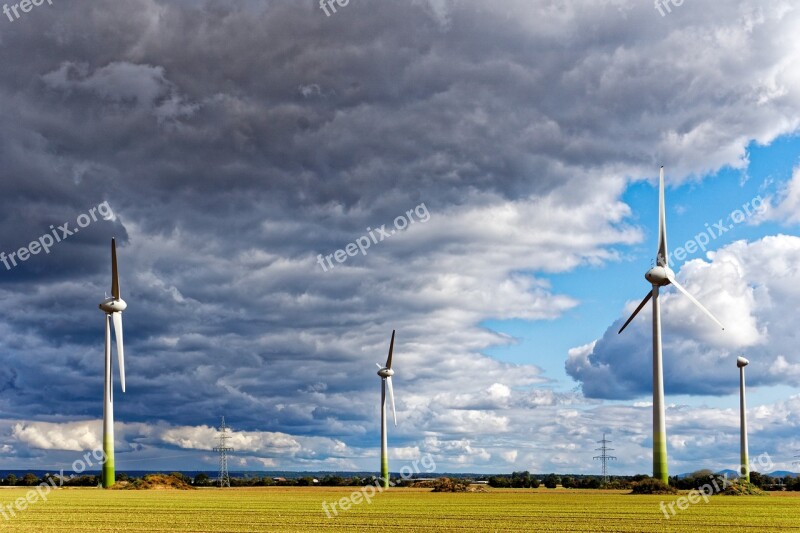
737, 356, 750, 483
98, 238, 127, 488
618, 167, 724, 484
376, 330, 397, 489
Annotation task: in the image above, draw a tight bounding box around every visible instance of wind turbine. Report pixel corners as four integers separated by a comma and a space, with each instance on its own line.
737, 356, 750, 483
618, 166, 724, 484
376, 330, 397, 489
98, 238, 127, 488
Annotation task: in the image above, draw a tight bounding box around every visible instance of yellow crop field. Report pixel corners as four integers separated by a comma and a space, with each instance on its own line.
1, 487, 799, 532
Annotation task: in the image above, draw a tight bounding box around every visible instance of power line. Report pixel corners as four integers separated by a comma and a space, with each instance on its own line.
213, 416, 234, 488
593, 433, 617, 483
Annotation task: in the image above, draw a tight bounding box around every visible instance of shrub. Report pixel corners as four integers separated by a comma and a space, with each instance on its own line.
720, 481, 767, 496
431, 478, 469, 492
112, 473, 195, 490
630, 478, 677, 495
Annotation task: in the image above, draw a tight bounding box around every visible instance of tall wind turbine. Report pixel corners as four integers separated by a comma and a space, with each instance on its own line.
618, 167, 724, 484
98, 238, 127, 488
376, 330, 397, 489
737, 356, 750, 483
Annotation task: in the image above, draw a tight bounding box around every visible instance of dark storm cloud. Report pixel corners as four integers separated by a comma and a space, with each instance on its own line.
1, 0, 799, 471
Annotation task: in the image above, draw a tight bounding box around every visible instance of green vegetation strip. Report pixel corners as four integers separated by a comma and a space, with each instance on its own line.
0, 488, 799, 532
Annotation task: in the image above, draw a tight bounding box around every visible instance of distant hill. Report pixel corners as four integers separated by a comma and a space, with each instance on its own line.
769, 471, 800, 478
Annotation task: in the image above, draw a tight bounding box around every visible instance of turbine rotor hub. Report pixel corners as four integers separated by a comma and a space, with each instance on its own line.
99, 297, 127, 314
377, 367, 394, 378
645, 266, 671, 286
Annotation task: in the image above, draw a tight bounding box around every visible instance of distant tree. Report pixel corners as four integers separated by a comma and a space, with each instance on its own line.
296, 477, 315, 486
169, 472, 191, 484
542, 474, 560, 489
510, 471, 532, 488
675, 473, 721, 491
6, 474, 17, 486
41, 473, 60, 487
22, 473, 39, 486
561, 476, 576, 489
321, 475, 345, 486
65, 475, 99, 487
194, 473, 211, 486
117, 472, 130, 482
584, 477, 601, 489
530, 477, 540, 489
488, 476, 510, 488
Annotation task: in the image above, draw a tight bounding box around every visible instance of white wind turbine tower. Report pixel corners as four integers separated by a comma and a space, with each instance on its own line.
618, 167, 724, 484
737, 356, 750, 483
376, 330, 397, 489
98, 238, 127, 488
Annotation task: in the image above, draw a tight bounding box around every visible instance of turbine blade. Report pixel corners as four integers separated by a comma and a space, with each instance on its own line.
618, 290, 653, 334
386, 376, 397, 426
111, 238, 120, 300
386, 330, 395, 369
667, 272, 725, 330
657, 167, 669, 267
112, 312, 126, 392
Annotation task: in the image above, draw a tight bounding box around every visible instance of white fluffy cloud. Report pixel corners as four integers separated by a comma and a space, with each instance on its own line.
12, 421, 102, 452
568, 235, 800, 398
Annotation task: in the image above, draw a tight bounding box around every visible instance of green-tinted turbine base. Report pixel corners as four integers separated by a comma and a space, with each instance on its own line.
381, 455, 389, 489
741, 452, 750, 483
653, 431, 668, 484
102, 436, 115, 488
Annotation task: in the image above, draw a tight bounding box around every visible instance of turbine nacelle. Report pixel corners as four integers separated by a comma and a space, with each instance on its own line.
99, 297, 127, 314
377, 366, 394, 379
645, 266, 672, 286
737, 356, 750, 368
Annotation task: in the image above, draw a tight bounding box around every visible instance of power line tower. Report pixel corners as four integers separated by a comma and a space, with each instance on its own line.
213, 417, 234, 488
593, 433, 617, 483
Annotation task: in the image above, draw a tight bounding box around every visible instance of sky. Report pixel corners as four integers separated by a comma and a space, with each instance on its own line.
0, 0, 799, 477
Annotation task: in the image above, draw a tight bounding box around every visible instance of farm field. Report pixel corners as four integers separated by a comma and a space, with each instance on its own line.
1, 487, 799, 532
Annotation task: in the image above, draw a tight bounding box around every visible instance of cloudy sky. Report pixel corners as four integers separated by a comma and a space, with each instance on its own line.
1, 0, 799, 476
